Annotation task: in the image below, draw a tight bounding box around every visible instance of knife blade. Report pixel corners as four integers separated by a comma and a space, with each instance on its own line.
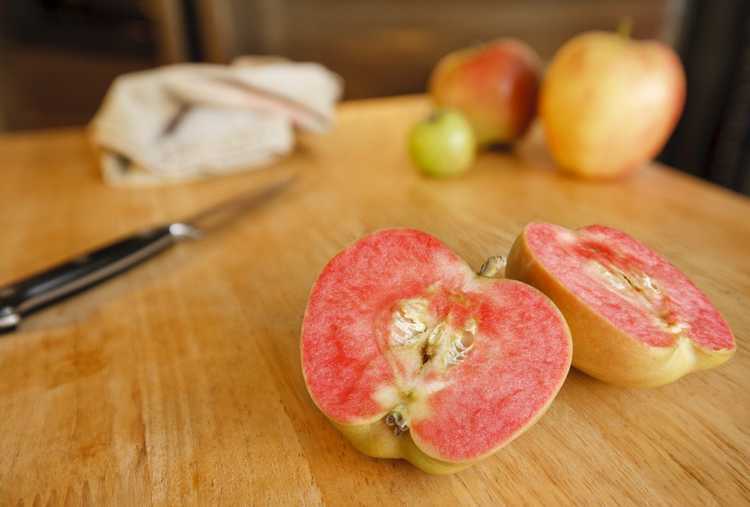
0, 174, 295, 332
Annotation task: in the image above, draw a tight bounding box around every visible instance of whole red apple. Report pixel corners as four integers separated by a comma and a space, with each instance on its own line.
541, 31, 686, 178
429, 39, 542, 145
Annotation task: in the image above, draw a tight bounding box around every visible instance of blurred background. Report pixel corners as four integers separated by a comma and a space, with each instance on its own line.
1, 0, 749, 194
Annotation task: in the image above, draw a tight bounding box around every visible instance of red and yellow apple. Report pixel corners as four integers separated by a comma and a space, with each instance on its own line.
540, 31, 686, 178
429, 39, 542, 145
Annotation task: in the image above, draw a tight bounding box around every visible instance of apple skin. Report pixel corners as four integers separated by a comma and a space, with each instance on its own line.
408, 109, 476, 177
541, 31, 686, 179
331, 420, 471, 474
429, 39, 542, 145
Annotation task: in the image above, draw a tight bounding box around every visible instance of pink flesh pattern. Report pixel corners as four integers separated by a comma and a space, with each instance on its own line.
411, 280, 570, 461
302, 229, 571, 461
525, 223, 734, 350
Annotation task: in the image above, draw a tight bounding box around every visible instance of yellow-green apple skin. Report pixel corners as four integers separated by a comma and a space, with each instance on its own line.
408, 109, 476, 177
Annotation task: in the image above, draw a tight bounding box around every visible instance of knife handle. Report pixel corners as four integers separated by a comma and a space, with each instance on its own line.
0, 223, 197, 332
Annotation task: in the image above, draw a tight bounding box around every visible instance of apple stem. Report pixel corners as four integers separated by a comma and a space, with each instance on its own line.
479, 256, 506, 278
617, 17, 633, 39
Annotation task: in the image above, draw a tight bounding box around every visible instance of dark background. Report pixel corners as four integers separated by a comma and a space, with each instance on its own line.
1, 0, 749, 194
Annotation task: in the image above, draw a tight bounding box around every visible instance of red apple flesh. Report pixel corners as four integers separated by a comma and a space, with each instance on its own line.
541, 31, 686, 178
507, 223, 736, 387
430, 39, 542, 145
301, 229, 571, 473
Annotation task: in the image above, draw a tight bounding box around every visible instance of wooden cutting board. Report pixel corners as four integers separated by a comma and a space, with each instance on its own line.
0, 97, 748, 506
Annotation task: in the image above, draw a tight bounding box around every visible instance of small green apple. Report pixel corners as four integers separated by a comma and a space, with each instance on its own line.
408, 109, 476, 177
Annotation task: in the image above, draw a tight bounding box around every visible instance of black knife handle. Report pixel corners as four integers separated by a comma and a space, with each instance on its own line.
0, 224, 190, 332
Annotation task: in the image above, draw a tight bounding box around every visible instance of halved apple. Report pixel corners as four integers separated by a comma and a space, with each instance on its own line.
301, 229, 571, 473
507, 223, 735, 387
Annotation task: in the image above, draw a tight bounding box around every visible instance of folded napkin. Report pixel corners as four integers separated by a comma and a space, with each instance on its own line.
89, 58, 342, 186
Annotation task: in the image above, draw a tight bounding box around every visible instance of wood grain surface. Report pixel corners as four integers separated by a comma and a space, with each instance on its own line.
0, 97, 748, 506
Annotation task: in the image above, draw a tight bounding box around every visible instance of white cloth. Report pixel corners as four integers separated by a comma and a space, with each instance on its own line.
90, 59, 342, 186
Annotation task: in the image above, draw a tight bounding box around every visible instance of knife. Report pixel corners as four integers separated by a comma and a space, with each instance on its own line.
0, 174, 295, 332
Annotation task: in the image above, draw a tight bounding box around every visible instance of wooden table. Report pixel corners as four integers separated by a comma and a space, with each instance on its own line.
0, 97, 748, 506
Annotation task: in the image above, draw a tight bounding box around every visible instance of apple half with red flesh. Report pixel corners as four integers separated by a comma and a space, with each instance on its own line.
507, 223, 736, 387
301, 229, 571, 474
